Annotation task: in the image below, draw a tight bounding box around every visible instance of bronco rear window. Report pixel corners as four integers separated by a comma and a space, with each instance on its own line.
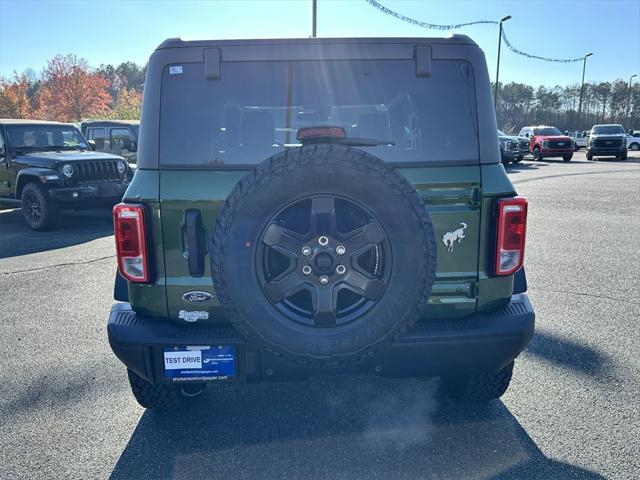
159, 59, 479, 166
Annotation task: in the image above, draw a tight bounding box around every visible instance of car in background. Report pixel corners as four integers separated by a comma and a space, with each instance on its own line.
80, 120, 139, 164
566, 130, 588, 150
587, 124, 627, 161
627, 130, 640, 151
518, 125, 573, 162
497, 129, 528, 165
0, 119, 131, 230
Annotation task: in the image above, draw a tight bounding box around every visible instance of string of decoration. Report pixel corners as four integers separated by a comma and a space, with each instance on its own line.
366, 0, 586, 63
365, 0, 498, 30
499, 30, 584, 63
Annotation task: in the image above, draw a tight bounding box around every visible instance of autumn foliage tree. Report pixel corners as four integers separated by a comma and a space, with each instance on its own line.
105, 87, 142, 120
36, 54, 112, 122
0, 72, 36, 118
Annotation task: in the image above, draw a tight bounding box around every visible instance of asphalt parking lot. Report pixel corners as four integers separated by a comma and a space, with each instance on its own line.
1, 150, 639, 480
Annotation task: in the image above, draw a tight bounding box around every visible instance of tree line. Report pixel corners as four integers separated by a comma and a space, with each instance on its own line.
1, 53, 639, 133
495, 80, 640, 133
0, 54, 144, 123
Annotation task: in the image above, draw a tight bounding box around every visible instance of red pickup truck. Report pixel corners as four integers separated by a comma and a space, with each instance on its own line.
518, 126, 574, 162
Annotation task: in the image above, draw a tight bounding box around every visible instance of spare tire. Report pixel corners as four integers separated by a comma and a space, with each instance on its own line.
211, 145, 436, 367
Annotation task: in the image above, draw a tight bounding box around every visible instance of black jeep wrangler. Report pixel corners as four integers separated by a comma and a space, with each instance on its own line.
80, 120, 139, 164
108, 36, 535, 408
0, 120, 131, 230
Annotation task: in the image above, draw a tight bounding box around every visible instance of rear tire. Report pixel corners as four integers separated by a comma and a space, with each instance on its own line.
442, 361, 514, 402
532, 147, 543, 161
127, 369, 181, 409
629, 142, 639, 151
20, 182, 58, 231
562, 154, 573, 162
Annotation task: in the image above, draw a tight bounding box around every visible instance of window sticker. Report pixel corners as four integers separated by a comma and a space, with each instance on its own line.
169, 65, 183, 75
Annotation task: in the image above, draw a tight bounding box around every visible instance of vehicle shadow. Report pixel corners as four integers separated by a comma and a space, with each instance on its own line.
534, 158, 587, 165
503, 161, 543, 174
110, 376, 605, 480
525, 328, 614, 380
0, 208, 113, 259
590, 157, 640, 164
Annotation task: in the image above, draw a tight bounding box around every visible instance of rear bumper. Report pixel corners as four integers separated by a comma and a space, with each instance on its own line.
49, 182, 127, 203
108, 294, 535, 384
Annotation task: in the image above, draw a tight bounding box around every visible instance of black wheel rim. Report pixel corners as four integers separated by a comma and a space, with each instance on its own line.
24, 192, 42, 223
256, 195, 392, 328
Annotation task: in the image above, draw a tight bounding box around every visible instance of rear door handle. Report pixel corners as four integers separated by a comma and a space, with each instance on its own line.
185, 209, 206, 277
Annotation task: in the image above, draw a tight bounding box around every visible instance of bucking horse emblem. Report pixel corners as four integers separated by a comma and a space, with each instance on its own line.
442, 222, 468, 253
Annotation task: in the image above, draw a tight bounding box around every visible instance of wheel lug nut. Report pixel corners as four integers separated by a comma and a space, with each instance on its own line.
336, 245, 346, 255
302, 246, 312, 256
318, 236, 329, 247
302, 266, 312, 276
319, 275, 329, 285
336, 265, 346, 275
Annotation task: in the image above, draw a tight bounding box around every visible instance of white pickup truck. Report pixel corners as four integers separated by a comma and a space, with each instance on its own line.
566, 131, 589, 150
627, 130, 640, 151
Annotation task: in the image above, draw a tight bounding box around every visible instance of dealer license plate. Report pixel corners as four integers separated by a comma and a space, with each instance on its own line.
163, 346, 237, 381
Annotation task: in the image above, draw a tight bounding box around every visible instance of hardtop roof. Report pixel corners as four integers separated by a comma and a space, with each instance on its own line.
81, 120, 139, 126
0, 119, 72, 126
156, 35, 478, 50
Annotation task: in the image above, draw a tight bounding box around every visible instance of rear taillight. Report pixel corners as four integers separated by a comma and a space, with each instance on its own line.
113, 203, 149, 283
495, 197, 527, 276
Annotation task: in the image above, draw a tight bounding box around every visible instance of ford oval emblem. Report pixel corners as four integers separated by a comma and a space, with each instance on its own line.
182, 291, 215, 304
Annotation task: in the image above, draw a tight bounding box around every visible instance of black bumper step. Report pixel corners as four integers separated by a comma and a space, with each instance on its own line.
108, 294, 535, 384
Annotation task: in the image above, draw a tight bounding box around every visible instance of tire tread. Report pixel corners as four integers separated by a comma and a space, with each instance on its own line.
127, 369, 180, 409
443, 361, 514, 402
211, 145, 437, 368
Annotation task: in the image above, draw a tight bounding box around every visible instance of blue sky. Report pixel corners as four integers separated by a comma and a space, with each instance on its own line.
1, 0, 638, 87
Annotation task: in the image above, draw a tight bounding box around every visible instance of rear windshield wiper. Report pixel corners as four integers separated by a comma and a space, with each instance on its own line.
335, 137, 396, 147
298, 137, 396, 147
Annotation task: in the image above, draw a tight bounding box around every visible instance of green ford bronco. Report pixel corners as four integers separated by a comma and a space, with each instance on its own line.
107, 36, 534, 408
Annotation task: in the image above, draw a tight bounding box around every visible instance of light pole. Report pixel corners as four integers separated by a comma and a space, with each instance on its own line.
494, 15, 512, 111
627, 73, 637, 124
577, 52, 593, 129
312, 0, 317, 37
